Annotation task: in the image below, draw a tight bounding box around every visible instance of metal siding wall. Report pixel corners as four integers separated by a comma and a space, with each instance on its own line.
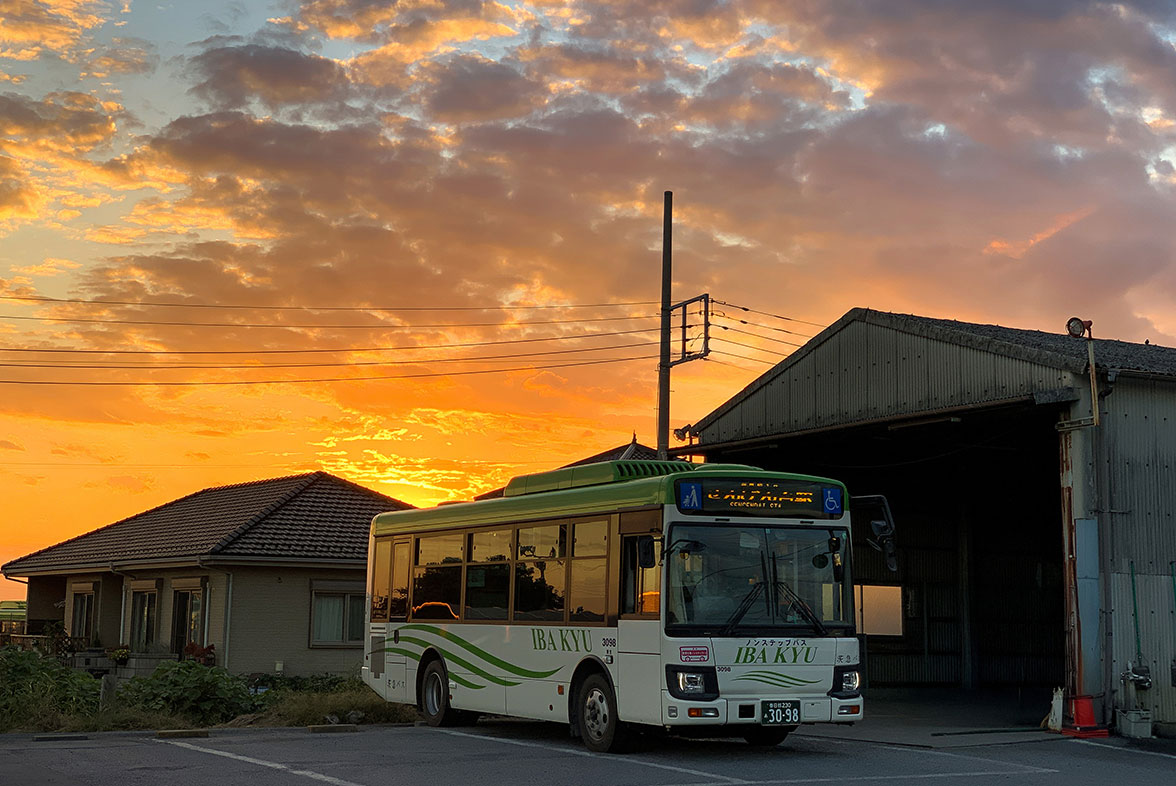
698, 322, 1075, 445
1104, 380, 1176, 572
1110, 573, 1175, 725
1102, 379, 1176, 726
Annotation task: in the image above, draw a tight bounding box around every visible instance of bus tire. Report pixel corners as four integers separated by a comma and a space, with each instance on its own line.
577, 673, 627, 753
742, 726, 794, 747
420, 659, 459, 727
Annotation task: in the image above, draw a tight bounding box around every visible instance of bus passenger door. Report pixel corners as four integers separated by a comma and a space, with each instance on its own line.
384, 539, 410, 703
616, 533, 663, 724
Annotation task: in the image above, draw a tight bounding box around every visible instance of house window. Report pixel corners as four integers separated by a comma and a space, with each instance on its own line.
312, 581, 366, 646
172, 587, 204, 654
70, 590, 94, 642
129, 590, 157, 651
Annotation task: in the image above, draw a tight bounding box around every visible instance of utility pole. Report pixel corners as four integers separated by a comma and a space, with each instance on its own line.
656, 193, 711, 458
657, 191, 673, 459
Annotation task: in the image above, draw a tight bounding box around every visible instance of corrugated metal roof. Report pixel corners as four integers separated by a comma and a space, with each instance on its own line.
1, 472, 411, 574
695, 308, 1176, 435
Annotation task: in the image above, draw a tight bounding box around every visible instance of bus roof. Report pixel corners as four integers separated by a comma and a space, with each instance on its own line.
371, 461, 847, 536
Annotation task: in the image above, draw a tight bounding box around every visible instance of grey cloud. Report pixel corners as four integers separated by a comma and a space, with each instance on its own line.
423, 55, 543, 123
188, 45, 353, 110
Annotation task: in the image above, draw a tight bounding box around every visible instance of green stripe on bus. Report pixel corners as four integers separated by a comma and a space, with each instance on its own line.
733, 671, 822, 688
396, 635, 521, 687
394, 624, 562, 678
382, 646, 488, 690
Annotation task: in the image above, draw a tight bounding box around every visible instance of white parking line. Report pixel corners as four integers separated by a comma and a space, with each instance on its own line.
813, 735, 1058, 774
154, 739, 367, 786
1072, 739, 1176, 761
432, 728, 750, 784
664, 772, 1056, 785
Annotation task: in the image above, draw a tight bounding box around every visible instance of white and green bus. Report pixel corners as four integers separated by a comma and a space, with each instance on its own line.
362, 460, 894, 752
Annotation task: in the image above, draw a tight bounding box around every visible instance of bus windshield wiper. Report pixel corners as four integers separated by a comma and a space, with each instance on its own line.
773, 580, 828, 636
717, 581, 764, 637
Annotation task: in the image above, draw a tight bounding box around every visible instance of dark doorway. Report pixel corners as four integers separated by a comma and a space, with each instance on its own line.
703, 402, 1066, 691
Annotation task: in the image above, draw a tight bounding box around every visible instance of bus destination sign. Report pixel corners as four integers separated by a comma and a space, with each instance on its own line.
676, 478, 843, 519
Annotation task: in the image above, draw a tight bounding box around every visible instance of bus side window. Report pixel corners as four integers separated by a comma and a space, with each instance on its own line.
389, 541, 409, 619
621, 536, 661, 615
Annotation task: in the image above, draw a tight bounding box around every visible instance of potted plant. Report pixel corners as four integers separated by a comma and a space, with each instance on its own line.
105, 644, 131, 666
184, 641, 216, 666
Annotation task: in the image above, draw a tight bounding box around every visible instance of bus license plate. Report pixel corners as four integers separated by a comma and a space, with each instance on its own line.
761, 700, 801, 725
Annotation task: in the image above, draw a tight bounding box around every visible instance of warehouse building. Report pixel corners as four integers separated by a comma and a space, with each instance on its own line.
679, 308, 1175, 736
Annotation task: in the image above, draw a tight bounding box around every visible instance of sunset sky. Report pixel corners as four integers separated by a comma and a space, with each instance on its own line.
3, 1, 1176, 600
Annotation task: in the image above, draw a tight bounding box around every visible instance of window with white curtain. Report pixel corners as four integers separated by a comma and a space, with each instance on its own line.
311, 583, 365, 646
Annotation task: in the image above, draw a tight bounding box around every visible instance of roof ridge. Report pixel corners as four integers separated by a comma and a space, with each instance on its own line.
207, 471, 326, 554
310, 471, 414, 509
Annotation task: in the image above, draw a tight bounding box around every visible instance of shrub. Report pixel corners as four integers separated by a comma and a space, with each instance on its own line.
246, 672, 352, 695
117, 660, 255, 725
0, 646, 101, 731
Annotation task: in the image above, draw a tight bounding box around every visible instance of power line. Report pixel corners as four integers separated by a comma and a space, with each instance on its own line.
712, 300, 827, 329
0, 341, 657, 369
0, 354, 658, 386
0, 326, 684, 355
713, 336, 790, 358
0, 294, 657, 311
715, 325, 803, 348
711, 349, 775, 365
712, 310, 812, 340
0, 312, 657, 329
701, 357, 757, 371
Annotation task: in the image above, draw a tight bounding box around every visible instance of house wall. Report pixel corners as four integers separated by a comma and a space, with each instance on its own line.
25, 575, 65, 633
228, 566, 365, 676
96, 575, 123, 648
110, 569, 228, 656
61, 572, 121, 648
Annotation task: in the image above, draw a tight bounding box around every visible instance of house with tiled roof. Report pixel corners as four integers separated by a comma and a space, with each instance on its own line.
2, 471, 410, 676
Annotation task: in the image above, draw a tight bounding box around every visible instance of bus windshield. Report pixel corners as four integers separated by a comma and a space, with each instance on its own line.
665, 523, 853, 635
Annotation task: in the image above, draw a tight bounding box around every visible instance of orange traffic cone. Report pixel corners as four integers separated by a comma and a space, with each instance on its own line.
1062, 695, 1109, 738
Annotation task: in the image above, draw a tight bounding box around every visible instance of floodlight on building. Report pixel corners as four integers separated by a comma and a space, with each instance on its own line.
1066, 317, 1092, 339
1064, 317, 1099, 428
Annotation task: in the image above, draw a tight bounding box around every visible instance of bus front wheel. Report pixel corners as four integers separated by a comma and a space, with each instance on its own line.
742, 726, 794, 747
578, 673, 627, 753
421, 660, 459, 727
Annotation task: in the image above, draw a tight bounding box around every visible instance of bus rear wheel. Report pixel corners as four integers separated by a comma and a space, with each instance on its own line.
578, 673, 627, 753
742, 726, 794, 747
421, 660, 460, 727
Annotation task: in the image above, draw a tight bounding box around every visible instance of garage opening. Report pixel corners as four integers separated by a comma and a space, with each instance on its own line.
699, 401, 1066, 698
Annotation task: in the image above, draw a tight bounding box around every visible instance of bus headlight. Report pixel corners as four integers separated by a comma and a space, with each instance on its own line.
666, 665, 718, 700
678, 672, 706, 694
840, 670, 860, 692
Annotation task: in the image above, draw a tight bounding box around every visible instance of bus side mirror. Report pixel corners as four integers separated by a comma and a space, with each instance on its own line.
637, 536, 657, 569
870, 520, 898, 572
851, 494, 898, 573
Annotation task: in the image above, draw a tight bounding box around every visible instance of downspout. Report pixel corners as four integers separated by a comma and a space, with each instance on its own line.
198, 559, 232, 671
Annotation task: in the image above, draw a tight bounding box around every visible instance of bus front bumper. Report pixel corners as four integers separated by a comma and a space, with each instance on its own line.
661, 693, 863, 726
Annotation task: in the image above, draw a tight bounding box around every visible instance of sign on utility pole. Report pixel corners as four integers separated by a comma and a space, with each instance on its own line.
656, 191, 710, 459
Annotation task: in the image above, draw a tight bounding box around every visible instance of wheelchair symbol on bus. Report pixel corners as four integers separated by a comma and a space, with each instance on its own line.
822, 488, 843, 515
